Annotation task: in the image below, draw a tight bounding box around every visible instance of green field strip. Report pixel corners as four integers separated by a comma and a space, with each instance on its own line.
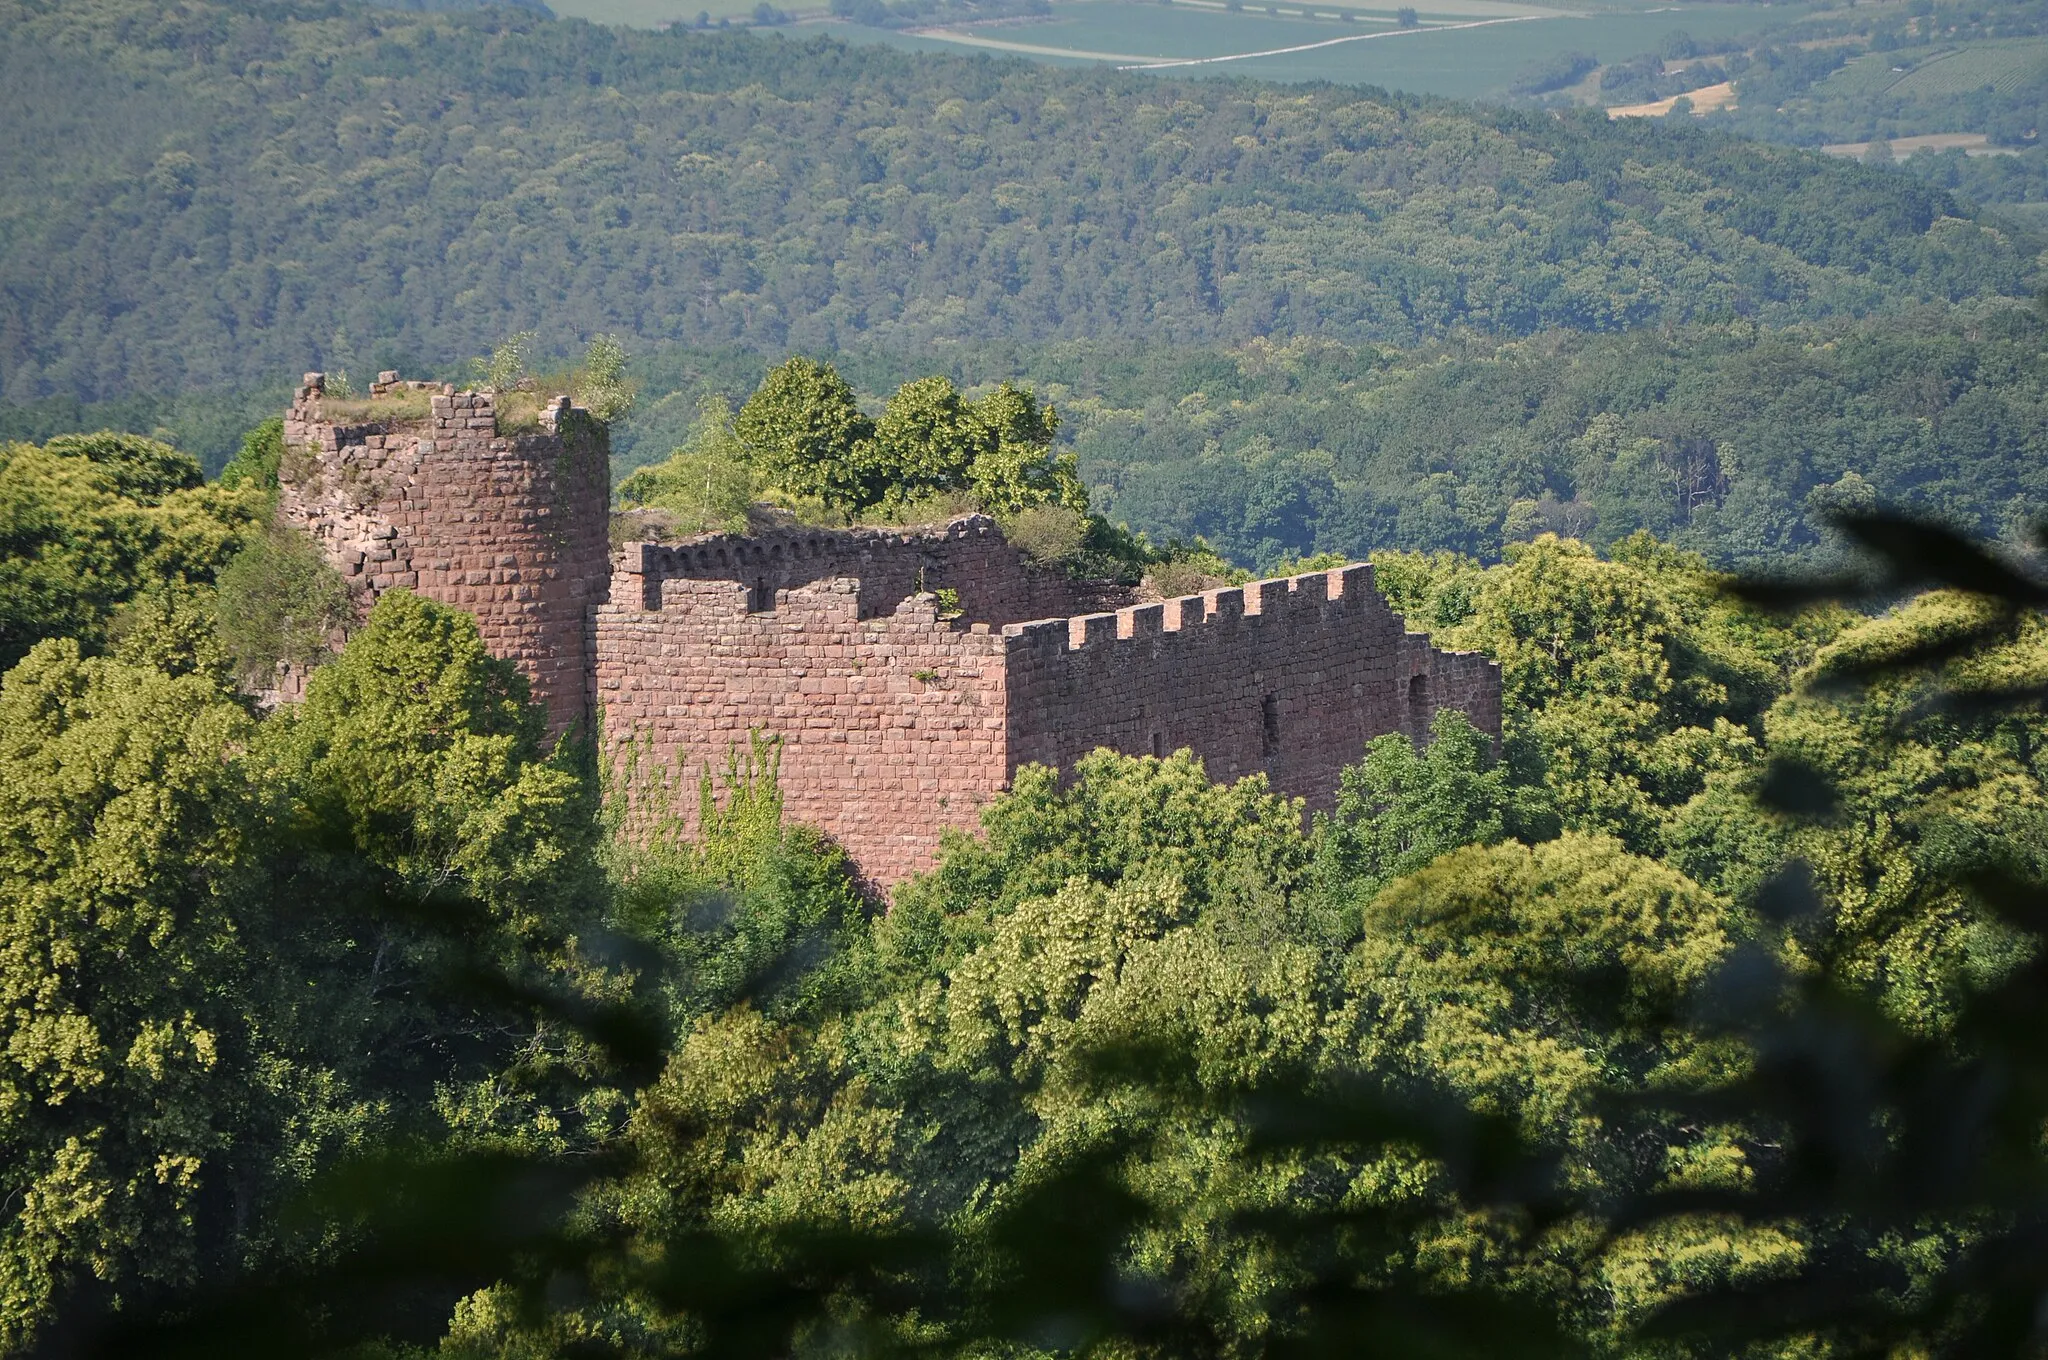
1886, 38, 2048, 98
783, 0, 1806, 96
1117, 12, 1556, 68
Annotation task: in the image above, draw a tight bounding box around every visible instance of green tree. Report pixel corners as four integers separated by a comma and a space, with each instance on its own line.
268, 588, 598, 934
733, 357, 878, 511
217, 418, 284, 491
572, 334, 635, 424
1329, 834, 1793, 1346
0, 434, 262, 670
0, 637, 258, 1350
212, 521, 353, 687
1312, 709, 1555, 922
1680, 591, 2048, 1036
258, 590, 616, 1160
470, 331, 536, 394
616, 396, 766, 538
863, 375, 989, 511
967, 382, 1085, 516
1388, 535, 1802, 848
899, 749, 1315, 945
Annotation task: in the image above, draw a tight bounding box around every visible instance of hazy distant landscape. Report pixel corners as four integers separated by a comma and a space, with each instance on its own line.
3, 0, 2048, 1354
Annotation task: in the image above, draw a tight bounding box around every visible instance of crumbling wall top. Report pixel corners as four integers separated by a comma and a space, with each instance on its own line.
612, 513, 1012, 577
612, 513, 1117, 627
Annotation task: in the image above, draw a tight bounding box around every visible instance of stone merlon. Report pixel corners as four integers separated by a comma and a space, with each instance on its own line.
278, 374, 1501, 891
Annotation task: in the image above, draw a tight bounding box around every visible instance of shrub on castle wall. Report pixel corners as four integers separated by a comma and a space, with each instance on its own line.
572, 335, 636, 424
318, 390, 436, 425
213, 521, 352, 687
1000, 503, 1089, 568
616, 397, 766, 539
218, 417, 283, 491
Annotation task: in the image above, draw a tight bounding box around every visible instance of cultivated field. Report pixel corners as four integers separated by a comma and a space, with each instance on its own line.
1890, 38, 2048, 96
1821, 132, 2023, 159
1608, 79, 1736, 118
800, 0, 1807, 96
1814, 38, 2048, 100
541, 0, 1809, 98
547, 0, 795, 23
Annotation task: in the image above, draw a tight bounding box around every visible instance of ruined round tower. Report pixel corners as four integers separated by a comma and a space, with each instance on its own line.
278, 372, 612, 738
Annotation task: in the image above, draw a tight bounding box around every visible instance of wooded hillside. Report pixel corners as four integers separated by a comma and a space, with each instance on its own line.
0, 0, 2037, 404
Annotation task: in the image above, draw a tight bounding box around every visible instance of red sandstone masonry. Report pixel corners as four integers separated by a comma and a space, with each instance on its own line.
274, 375, 1498, 891
597, 571, 1014, 889
614, 515, 1127, 626
278, 373, 611, 738
1003, 565, 1502, 818
599, 522, 1501, 889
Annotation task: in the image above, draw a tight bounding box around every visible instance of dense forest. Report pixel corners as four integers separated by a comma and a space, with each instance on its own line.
7, 0, 2048, 1354
20, 302, 2048, 576
608, 304, 2048, 571
6, 423, 2048, 1356
1, 0, 2039, 407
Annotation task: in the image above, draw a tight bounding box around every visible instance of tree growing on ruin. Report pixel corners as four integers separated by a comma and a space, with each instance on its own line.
733, 357, 879, 509
731, 359, 1085, 518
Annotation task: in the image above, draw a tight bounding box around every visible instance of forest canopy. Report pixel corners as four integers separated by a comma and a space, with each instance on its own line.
5, 416, 2048, 1356
3, 0, 2048, 1352
0, 0, 2039, 406
604, 305, 2048, 574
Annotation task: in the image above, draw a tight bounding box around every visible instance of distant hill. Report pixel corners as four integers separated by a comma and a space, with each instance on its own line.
603, 305, 2048, 573
0, 0, 2037, 404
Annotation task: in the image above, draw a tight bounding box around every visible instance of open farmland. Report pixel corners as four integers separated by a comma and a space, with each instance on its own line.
794, 0, 1806, 96
1821, 132, 2021, 159
1814, 38, 2048, 100
1607, 79, 1736, 118
542, 0, 788, 23
1890, 38, 2048, 96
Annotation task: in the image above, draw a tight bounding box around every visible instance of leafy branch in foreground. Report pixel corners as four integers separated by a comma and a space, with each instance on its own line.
1621, 510, 2048, 1355
25, 494, 2048, 1360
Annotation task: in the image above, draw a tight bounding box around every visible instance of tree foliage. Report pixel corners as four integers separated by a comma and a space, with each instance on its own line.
0, 0, 2034, 407
0, 638, 256, 1350
7, 392, 2048, 1359
722, 358, 1083, 517
0, 434, 261, 671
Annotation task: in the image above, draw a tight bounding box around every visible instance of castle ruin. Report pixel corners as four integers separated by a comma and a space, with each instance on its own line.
279, 374, 1502, 890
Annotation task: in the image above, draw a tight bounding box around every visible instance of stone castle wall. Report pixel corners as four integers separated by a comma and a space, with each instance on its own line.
598, 526, 1503, 886
1002, 563, 1501, 816
613, 515, 1126, 626
279, 373, 611, 737
598, 553, 1014, 889
277, 376, 1501, 891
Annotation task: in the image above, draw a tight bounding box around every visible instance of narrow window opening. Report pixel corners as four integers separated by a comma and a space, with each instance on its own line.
1261, 694, 1280, 758
1407, 673, 1430, 737
749, 577, 775, 614
1151, 731, 1165, 759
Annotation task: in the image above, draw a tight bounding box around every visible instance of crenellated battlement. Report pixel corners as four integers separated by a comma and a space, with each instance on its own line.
614, 512, 1125, 626
272, 370, 1497, 892
994, 556, 1496, 804
598, 516, 1500, 887
1001, 563, 1385, 658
